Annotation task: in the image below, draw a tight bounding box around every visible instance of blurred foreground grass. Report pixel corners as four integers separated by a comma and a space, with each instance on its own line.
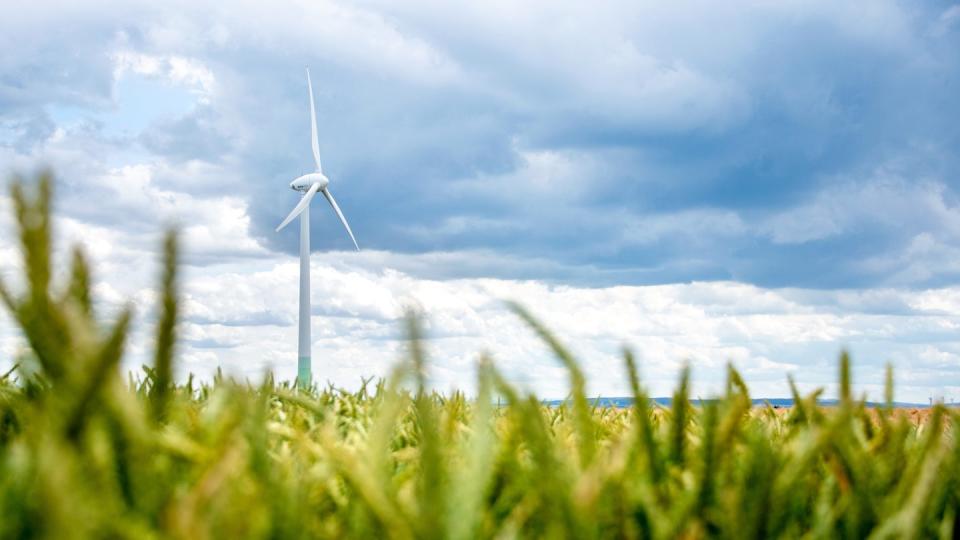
0, 174, 957, 539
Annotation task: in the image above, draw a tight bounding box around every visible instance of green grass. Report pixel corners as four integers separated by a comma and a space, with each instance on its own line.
0, 173, 957, 539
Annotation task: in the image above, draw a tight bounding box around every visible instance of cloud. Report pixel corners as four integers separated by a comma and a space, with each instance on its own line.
58, 255, 960, 401
6, 0, 958, 286
113, 51, 216, 99
2, 0, 960, 400
5, 180, 960, 403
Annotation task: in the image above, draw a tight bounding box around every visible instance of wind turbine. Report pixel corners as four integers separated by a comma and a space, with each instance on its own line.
276, 68, 359, 389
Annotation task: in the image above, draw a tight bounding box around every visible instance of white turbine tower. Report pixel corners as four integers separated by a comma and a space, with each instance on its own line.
276, 68, 359, 389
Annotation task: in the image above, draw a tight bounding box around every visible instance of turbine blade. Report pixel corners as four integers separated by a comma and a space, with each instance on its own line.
306, 68, 323, 173
321, 187, 359, 251
275, 183, 321, 232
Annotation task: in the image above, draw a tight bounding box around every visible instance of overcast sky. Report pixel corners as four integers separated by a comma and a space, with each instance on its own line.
1, 0, 959, 401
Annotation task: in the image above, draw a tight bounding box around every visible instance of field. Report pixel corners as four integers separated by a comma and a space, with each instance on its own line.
1, 175, 958, 539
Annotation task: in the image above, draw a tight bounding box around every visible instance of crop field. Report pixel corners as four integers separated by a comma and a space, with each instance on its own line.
1, 176, 958, 539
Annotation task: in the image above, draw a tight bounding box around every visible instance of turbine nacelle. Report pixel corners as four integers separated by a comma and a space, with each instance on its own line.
291, 173, 329, 192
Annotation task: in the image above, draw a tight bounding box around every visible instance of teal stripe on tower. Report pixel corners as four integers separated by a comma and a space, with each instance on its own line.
297, 356, 311, 389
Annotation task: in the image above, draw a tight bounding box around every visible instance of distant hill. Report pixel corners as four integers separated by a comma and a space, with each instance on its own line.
542, 397, 953, 408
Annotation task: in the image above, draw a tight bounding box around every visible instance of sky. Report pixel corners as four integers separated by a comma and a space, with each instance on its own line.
1, 0, 959, 401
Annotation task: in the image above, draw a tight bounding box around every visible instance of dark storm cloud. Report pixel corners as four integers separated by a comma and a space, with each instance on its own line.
139, 106, 233, 163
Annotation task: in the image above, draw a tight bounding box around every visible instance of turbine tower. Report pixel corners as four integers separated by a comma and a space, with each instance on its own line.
276, 68, 359, 389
